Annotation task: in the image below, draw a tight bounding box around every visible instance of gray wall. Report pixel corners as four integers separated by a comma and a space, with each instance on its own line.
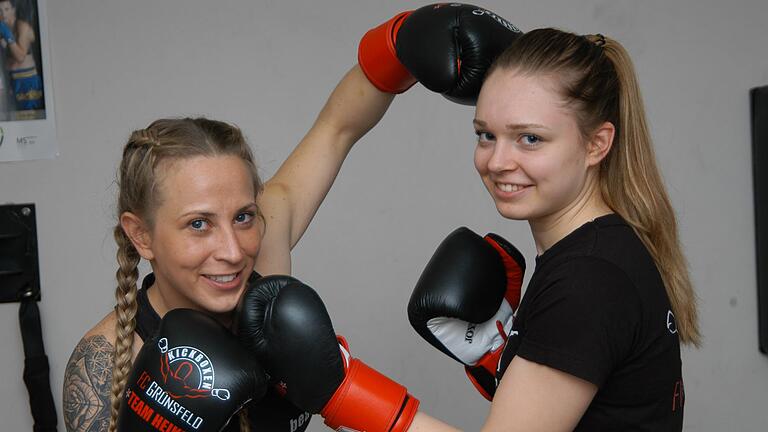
1, 0, 766, 430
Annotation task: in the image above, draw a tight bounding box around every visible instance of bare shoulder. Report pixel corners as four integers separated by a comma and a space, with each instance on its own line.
62, 311, 117, 432
17, 19, 35, 38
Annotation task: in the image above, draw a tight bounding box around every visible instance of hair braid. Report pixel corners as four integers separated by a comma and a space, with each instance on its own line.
238, 409, 251, 431
107, 227, 141, 431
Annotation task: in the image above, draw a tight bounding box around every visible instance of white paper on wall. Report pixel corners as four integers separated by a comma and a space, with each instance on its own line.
0, 0, 56, 162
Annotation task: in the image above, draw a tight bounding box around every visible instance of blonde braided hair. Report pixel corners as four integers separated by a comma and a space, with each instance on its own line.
108, 118, 262, 431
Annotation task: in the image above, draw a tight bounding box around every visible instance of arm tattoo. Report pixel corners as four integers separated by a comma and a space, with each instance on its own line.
62, 335, 114, 432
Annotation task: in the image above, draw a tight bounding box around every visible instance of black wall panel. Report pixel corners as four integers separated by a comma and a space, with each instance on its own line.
751, 86, 768, 354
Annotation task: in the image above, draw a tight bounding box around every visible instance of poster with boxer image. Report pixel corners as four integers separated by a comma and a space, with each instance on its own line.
0, 0, 57, 162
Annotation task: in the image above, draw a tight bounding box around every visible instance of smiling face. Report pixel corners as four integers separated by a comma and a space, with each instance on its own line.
139, 155, 261, 316
473, 69, 598, 225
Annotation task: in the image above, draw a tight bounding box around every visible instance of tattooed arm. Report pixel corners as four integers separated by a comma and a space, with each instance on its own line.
62, 334, 114, 432
63, 312, 141, 432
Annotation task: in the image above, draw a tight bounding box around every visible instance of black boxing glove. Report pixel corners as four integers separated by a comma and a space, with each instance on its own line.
408, 227, 525, 400
358, 3, 522, 105
237, 276, 419, 432
117, 309, 267, 432
245, 387, 312, 432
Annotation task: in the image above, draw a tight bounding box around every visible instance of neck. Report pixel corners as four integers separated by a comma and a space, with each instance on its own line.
147, 281, 171, 317
529, 176, 613, 255
146, 277, 234, 327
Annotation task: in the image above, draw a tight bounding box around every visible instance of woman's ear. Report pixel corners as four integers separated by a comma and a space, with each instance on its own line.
120, 212, 154, 260
586, 121, 615, 167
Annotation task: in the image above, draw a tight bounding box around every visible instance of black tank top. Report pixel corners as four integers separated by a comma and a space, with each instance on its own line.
135, 273, 161, 342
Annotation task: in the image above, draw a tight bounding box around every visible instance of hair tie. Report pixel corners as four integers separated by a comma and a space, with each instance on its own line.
594, 33, 606, 47
132, 129, 160, 150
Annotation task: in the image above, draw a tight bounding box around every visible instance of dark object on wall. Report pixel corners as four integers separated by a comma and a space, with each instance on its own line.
0, 203, 40, 302
751, 86, 768, 355
0, 204, 57, 431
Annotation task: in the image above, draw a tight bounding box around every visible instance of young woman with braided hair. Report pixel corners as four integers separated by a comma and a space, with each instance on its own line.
108, 121, 265, 432
62, 64, 394, 432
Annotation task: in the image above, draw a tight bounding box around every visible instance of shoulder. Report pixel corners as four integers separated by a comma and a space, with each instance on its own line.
535, 256, 639, 301
71, 309, 145, 360
534, 215, 663, 311
64, 315, 117, 390
62, 311, 119, 432
86, 311, 118, 343
63, 300, 151, 431
16, 20, 33, 35
524, 256, 644, 334
14, 19, 34, 43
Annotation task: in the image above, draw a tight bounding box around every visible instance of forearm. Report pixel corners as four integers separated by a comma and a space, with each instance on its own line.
264, 64, 394, 247
274, 64, 393, 178
7, 40, 25, 62
408, 412, 462, 432
315, 64, 395, 144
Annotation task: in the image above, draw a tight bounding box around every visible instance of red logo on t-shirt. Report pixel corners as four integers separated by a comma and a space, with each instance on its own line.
671, 379, 685, 411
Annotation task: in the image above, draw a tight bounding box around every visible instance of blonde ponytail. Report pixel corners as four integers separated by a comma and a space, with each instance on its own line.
600, 38, 701, 346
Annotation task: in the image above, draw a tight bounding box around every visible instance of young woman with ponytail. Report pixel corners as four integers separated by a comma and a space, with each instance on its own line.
339, 27, 702, 432
458, 28, 699, 431
326, 27, 699, 432
62, 65, 394, 432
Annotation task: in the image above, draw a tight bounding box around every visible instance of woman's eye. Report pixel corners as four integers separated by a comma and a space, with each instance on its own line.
235, 212, 254, 224
190, 219, 208, 231
475, 131, 495, 143
521, 134, 541, 146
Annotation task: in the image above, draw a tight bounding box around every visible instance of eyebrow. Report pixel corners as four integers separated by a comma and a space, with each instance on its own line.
179, 202, 258, 219
473, 119, 550, 131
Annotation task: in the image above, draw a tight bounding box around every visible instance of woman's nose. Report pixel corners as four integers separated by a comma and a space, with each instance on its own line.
487, 141, 519, 173
213, 227, 245, 263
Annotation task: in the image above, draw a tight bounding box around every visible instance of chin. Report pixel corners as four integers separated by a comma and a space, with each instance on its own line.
495, 204, 533, 221
199, 292, 244, 315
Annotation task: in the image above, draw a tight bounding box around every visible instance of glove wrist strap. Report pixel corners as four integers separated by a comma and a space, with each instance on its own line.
321, 358, 419, 432
358, 11, 416, 93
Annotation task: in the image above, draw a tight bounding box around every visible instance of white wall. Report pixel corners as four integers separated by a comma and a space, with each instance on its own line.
1, 0, 767, 430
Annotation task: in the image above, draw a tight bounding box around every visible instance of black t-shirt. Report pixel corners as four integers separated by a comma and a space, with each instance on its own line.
134, 273, 312, 432
497, 214, 685, 431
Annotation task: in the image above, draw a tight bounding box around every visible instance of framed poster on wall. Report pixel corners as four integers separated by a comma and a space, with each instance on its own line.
751, 85, 768, 354
0, 0, 56, 162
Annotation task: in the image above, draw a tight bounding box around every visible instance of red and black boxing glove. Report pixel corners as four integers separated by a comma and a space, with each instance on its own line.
408, 227, 525, 400
237, 275, 419, 432
359, 3, 522, 105
117, 309, 267, 432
